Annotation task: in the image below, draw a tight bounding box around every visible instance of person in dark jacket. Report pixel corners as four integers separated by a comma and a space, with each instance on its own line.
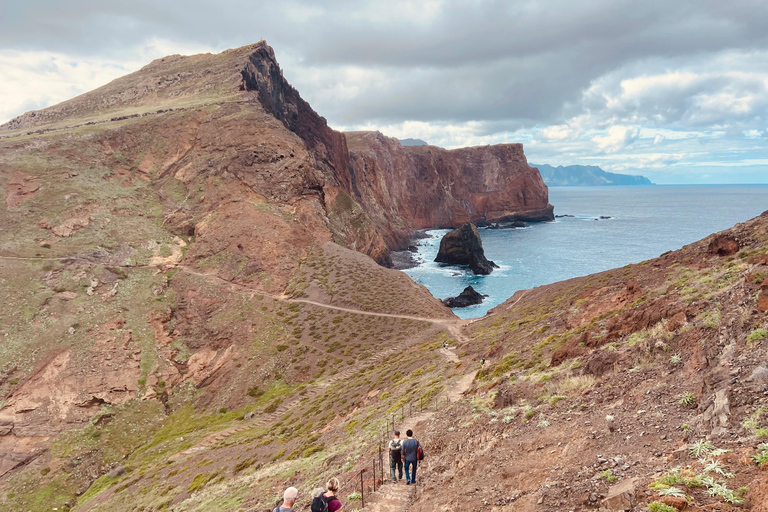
400, 429, 422, 485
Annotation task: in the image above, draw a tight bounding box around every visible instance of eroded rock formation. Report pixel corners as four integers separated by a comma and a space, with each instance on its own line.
442, 286, 486, 308
435, 223, 498, 275
345, 131, 553, 251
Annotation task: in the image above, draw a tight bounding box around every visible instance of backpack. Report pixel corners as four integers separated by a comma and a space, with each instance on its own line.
416, 443, 425, 461
390, 439, 402, 461
310, 493, 338, 512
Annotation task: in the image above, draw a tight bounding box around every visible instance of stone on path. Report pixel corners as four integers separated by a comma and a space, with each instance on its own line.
600, 478, 637, 511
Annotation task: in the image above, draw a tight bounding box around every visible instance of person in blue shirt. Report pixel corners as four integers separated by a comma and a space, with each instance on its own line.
400, 429, 422, 485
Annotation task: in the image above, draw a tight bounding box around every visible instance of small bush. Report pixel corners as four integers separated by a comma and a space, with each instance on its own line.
689, 439, 715, 457
657, 486, 686, 497
679, 393, 696, 407
264, 399, 282, 414
187, 471, 221, 493
347, 491, 362, 502
747, 329, 767, 343
752, 443, 768, 466
233, 457, 257, 473
247, 386, 264, 398
648, 502, 678, 512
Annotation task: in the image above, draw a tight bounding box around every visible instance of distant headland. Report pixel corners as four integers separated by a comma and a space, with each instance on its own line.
533, 163, 653, 186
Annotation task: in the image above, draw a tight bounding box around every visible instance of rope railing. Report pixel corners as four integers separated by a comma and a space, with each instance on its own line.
335, 395, 452, 509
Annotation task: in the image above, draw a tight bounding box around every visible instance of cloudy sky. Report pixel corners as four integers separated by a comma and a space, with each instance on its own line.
2, 1, 768, 184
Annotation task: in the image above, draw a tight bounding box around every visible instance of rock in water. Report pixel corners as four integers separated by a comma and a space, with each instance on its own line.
442, 286, 485, 308
435, 223, 498, 275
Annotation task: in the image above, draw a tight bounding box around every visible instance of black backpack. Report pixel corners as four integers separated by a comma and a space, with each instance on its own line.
390, 439, 402, 461
310, 493, 338, 512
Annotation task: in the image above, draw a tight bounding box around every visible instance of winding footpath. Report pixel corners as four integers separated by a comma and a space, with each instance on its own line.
2, 253, 498, 511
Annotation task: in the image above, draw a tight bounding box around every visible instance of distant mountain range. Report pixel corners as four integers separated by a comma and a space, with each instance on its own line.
399, 138, 428, 146
532, 164, 653, 186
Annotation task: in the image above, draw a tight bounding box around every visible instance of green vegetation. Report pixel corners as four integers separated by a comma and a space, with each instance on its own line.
187, 470, 223, 493
752, 443, 768, 466
678, 392, 696, 407
648, 502, 678, 512
747, 328, 767, 343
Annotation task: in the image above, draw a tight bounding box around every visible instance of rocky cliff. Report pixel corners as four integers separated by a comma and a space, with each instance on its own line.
2, 44, 552, 265
346, 131, 553, 250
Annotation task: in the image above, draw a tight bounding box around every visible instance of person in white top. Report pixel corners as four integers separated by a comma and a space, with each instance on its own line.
388, 430, 404, 482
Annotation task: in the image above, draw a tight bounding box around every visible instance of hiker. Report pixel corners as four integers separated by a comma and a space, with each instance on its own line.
401, 429, 422, 485
274, 487, 298, 512
389, 430, 404, 482
480, 357, 485, 366
311, 477, 342, 512
443, 341, 448, 349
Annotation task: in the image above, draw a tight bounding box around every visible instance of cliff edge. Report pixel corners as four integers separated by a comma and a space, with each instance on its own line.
346, 131, 553, 249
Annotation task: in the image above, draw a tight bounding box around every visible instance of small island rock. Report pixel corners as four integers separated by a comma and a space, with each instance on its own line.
435, 223, 498, 275
442, 286, 486, 308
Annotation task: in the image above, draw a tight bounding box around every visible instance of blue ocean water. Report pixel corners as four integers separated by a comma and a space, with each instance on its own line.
403, 185, 768, 319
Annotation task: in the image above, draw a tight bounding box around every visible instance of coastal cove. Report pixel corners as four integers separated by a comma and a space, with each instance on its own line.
403, 184, 768, 319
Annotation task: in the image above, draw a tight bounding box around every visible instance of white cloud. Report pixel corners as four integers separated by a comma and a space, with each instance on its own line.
0, 39, 217, 125
539, 124, 575, 141
591, 125, 640, 153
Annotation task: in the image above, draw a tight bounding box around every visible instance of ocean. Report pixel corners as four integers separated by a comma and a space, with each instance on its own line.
403, 185, 768, 319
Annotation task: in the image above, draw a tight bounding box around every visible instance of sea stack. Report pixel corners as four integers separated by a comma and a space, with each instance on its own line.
442, 286, 486, 308
435, 223, 498, 275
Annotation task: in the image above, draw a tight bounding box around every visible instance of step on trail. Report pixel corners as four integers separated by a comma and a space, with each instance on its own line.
365, 481, 415, 512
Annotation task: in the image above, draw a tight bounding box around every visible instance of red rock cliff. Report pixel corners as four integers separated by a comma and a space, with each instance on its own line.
1, 42, 552, 263
344, 131, 553, 249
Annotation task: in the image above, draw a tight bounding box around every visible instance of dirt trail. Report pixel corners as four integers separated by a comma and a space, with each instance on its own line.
363, 354, 476, 512
366, 482, 415, 512
0, 255, 456, 324
445, 370, 477, 401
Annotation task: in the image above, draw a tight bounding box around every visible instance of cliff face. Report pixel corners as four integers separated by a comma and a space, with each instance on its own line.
345, 131, 553, 249
240, 44, 350, 190
1, 43, 550, 262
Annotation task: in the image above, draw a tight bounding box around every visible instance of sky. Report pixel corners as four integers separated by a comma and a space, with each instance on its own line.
1, 1, 768, 184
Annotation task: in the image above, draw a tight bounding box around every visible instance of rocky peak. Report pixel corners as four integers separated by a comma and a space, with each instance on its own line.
240, 43, 349, 184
